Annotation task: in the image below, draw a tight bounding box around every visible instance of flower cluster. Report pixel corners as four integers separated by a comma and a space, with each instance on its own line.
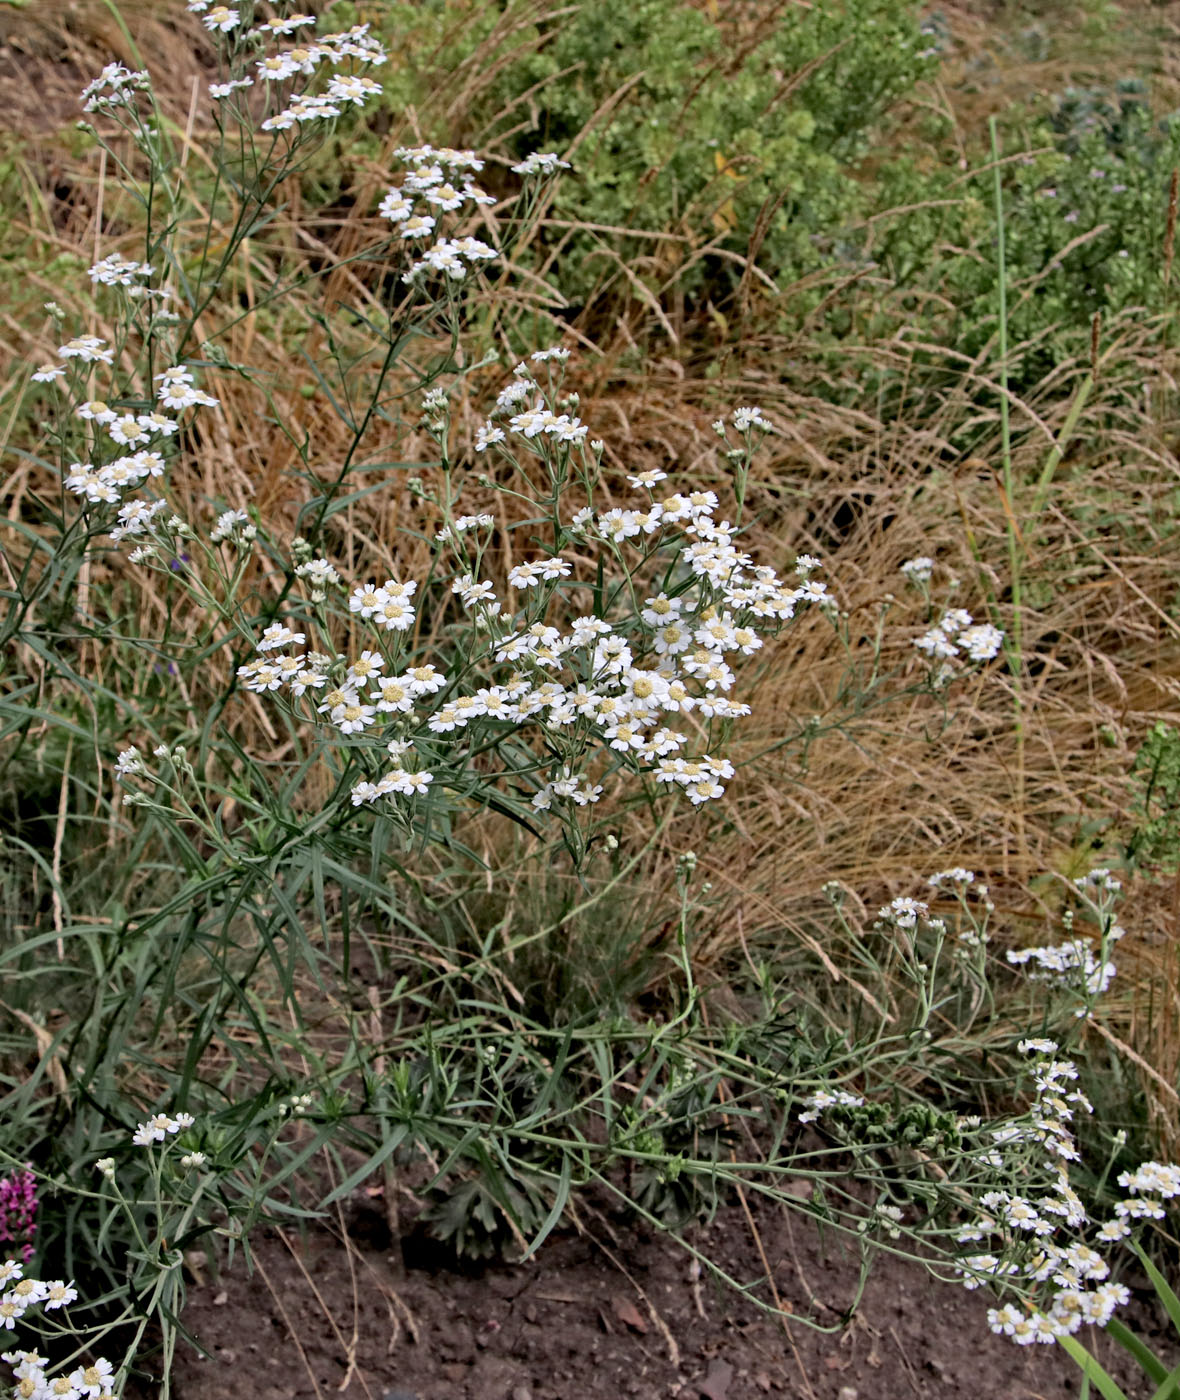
815, 866, 1170, 1345
1005, 871, 1124, 1009
256, 26, 386, 129
1005, 935, 1121, 1000
0, 1175, 36, 1268
80, 63, 150, 115
914, 608, 1004, 664
376, 145, 502, 283
230, 373, 829, 826
510, 153, 571, 177
953, 1039, 1179, 1344
130, 1111, 195, 1148
87, 255, 154, 291
30, 357, 219, 546
474, 351, 589, 448
185, 4, 387, 124
0, 1259, 114, 1400
798, 1089, 866, 1124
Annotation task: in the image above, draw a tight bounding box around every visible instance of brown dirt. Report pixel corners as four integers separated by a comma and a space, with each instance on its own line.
165, 1194, 1168, 1400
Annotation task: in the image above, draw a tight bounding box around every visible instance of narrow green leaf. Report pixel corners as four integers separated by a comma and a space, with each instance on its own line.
1058, 1335, 1130, 1400
1107, 1317, 1168, 1385
319, 1124, 409, 1206
521, 1154, 571, 1261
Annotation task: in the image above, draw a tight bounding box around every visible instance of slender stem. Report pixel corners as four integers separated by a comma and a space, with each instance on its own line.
989, 116, 1025, 860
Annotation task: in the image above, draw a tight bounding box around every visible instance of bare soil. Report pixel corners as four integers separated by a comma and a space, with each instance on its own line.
166, 1192, 1167, 1400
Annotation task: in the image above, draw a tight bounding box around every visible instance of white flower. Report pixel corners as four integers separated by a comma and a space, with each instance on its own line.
732, 405, 770, 432
400, 213, 436, 239
295, 557, 341, 587
327, 698, 375, 734
511, 152, 571, 176
69, 1357, 115, 1399
877, 895, 928, 929
59, 336, 113, 365
915, 627, 958, 660
372, 678, 412, 713
374, 597, 415, 632
138, 411, 179, 437
107, 415, 149, 447
114, 746, 146, 780
378, 189, 413, 222
986, 1302, 1022, 1336
901, 556, 934, 584
201, 5, 239, 32
32, 364, 66, 383
42, 1281, 78, 1310
349, 583, 387, 619
347, 650, 385, 684
428, 705, 461, 733
257, 623, 305, 653
1119, 1161, 1180, 1198
423, 181, 466, 211
238, 660, 284, 693
959, 623, 1004, 661
798, 1088, 865, 1124
211, 508, 250, 541
210, 77, 253, 98
43, 1376, 81, 1400
453, 236, 498, 263
326, 74, 381, 106
403, 664, 446, 696
88, 253, 152, 286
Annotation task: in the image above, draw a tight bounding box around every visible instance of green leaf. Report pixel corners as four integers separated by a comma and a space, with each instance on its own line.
1132, 1241, 1180, 1340
521, 1154, 571, 1261
1058, 1334, 1130, 1400
1106, 1317, 1169, 1386
320, 1124, 409, 1206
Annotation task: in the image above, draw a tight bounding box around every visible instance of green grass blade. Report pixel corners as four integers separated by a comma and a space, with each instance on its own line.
521, 1154, 571, 1262
1133, 1241, 1180, 1339
1106, 1316, 1169, 1385
1151, 1361, 1180, 1400
319, 1123, 410, 1207
1058, 1334, 1130, 1400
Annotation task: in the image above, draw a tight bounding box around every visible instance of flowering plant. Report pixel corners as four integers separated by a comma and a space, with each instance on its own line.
17, 6, 1147, 1396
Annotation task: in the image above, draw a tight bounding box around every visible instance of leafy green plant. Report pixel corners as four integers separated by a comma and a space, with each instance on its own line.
875, 77, 1180, 390
366, 0, 937, 319
1128, 722, 1180, 872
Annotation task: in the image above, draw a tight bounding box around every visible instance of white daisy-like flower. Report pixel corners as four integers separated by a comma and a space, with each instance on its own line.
210, 77, 254, 98
326, 74, 381, 106
732, 405, 770, 432
378, 188, 413, 222
108, 415, 150, 446
399, 214, 437, 241
59, 336, 113, 365
69, 1357, 116, 1399
511, 152, 571, 176
201, 5, 239, 32
42, 1280, 79, 1311
256, 623, 305, 652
